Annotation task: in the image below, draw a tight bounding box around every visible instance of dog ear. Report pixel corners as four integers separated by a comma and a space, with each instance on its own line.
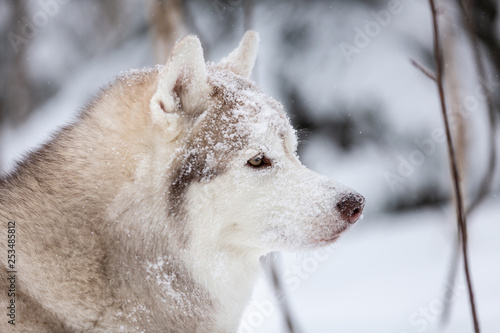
218, 30, 259, 78
150, 35, 209, 129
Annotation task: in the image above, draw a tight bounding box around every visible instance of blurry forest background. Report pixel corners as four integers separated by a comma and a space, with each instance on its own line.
1, 0, 499, 332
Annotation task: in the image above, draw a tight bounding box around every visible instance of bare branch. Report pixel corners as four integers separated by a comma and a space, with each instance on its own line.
410, 59, 437, 81
441, 0, 498, 325
428, 0, 480, 331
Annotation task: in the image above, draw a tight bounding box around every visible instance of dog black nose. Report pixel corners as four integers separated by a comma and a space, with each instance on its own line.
336, 193, 365, 224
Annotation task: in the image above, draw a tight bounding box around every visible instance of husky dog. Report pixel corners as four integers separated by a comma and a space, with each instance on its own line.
0, 31, 364, 332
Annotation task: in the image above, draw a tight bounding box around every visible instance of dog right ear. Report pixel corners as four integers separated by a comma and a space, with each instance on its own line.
150, 35, 209, 131
218, 30, 259, 78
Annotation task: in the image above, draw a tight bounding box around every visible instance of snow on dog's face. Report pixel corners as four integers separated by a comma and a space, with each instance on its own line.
151, 32, 365, 253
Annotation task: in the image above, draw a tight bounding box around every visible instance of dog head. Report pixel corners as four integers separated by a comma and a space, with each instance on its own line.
149, 31, 365, 253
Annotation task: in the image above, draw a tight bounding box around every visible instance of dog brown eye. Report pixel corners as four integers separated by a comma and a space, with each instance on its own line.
247, 155, 271, 168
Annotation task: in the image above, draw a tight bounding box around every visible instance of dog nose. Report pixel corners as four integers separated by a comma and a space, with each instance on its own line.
336, 193, 365, 224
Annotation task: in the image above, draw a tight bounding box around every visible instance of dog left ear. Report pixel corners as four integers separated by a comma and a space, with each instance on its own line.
150, 35, 209, 130
218, 30, 259, 78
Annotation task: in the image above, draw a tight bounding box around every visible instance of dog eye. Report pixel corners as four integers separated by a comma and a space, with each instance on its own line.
247, 155, 272, 169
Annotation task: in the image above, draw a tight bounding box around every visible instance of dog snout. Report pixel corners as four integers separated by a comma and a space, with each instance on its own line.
336, 193, 365, 224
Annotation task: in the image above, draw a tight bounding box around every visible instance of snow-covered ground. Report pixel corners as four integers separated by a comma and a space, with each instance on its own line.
242, 197, 500, 333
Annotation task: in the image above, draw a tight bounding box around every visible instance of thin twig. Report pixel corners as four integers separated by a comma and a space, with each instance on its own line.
410, 59, 437, 81
427, 0, 480, 331
441, 0, 497, 325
